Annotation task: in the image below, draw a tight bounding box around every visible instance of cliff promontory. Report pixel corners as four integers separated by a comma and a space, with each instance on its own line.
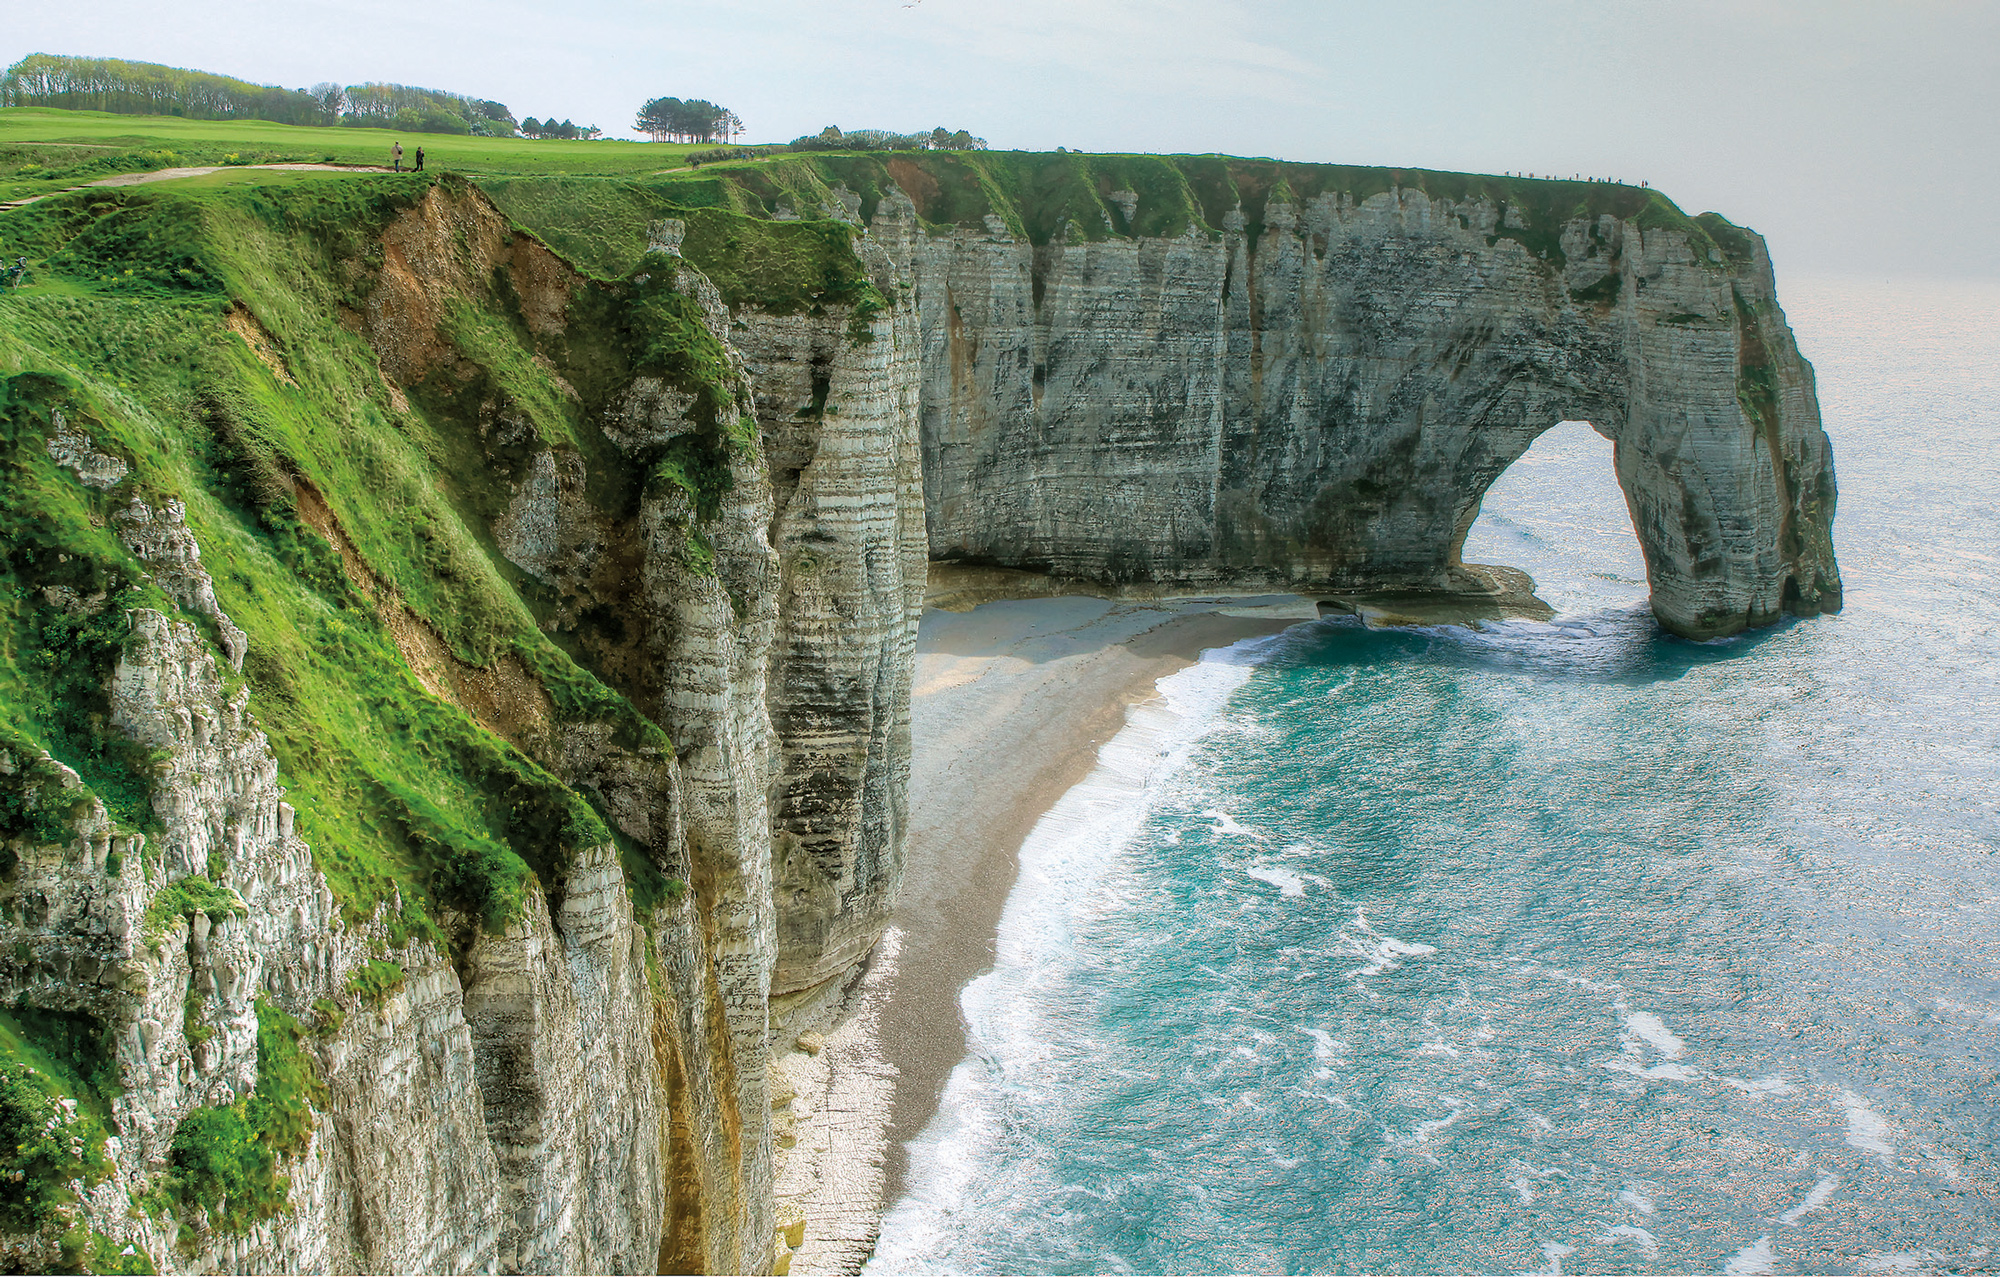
0, 149, 1836, 1274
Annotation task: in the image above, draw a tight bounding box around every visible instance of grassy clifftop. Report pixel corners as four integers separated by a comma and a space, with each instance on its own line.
2, 105, 1758, 274
635, 149, 1748, 265
0, 105, 705, 205
472, 150, 1752, 283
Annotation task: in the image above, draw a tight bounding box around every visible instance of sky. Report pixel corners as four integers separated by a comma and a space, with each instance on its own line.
7, 0, 1996, 278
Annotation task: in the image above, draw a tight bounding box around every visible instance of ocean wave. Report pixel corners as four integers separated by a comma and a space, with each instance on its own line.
871, 638, 1271, 1273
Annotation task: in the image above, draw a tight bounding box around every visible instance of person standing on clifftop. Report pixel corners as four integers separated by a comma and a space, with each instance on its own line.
392, 141, 403, 172
414, 146, 425, 172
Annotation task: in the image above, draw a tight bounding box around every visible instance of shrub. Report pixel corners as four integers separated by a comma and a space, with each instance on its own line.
164, 1001, 323, 1235
0, 1063, 109, 1233
345, 960, 405, 1007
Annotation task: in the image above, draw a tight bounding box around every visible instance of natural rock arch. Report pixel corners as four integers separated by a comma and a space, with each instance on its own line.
875, 182, 1842, 638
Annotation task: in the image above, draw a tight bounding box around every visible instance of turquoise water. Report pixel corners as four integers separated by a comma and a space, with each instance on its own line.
872, 277, 2000, 1276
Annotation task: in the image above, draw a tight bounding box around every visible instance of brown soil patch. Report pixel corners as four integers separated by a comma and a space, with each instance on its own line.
356, 184, 575, 409
294, 482, 554, 753
224, 305, 296, 385
886, 158, 941, 221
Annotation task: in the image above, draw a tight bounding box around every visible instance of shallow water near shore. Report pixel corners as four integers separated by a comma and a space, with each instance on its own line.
869, 275, 2000, 1276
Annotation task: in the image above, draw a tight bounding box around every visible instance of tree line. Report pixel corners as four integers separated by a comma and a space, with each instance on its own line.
787, 125, 988, 152
520, 119, 602, 141
635, 97, 744, 145
0, 54, 604, 139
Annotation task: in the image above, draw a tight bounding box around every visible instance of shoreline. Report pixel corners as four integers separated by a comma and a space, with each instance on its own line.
771, 589, 1316, 1274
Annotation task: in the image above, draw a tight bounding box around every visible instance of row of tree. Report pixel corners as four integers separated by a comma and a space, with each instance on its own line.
0, 54, 604, 140
634, 97, 744, 144
324, 81, 517, 136
787, 125, 988, 152
1, 53, 332, 126
3, 56, 1003, 152
521, 119, 602, 141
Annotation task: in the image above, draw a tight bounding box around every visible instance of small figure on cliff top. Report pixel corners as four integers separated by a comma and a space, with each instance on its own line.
415, 146, 425, 172
392, 141, 403, 172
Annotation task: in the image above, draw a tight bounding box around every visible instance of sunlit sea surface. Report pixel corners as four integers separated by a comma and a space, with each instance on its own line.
869, 276, 1999, 1276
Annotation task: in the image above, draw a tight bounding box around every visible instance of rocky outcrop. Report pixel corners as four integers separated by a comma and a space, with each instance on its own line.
861, 178, 1840, 639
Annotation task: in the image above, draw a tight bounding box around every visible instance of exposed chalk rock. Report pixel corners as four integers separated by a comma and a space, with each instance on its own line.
865, 183, 1840, 639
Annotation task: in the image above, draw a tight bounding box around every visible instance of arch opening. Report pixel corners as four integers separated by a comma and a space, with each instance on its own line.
1457, 421, 1650, 617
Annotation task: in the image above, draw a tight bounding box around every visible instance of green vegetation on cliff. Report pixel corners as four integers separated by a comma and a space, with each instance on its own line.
624, 148, 1738, 268
0, 172, 701, 944
0, 373, 178, 837
478, 173, 882, 313
0, 1009, 118, 1266
159, 1001, 325, 1238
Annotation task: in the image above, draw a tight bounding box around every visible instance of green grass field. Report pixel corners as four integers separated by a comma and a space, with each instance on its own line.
0, 106, 709, 204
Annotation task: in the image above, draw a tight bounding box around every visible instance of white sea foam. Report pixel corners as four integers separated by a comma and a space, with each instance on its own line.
1723, 1235, 1779, 1274
1934, 997, 2000, 1025
1603, 1225, 1660, 1254
1619, 1186, 1656, 1215
1858, 1254, 1929, 1273
1340, 909, 1438, 978
1603, 1009, 1699, 1083
1621, 1011, 1688, 1059
1842, 1092, 1897, 1163
1722, 1074, 1799, 1097
871, 643, 1266, 1273
1857, 1249, 1993, 1273
1246, 864, 1306, 897
1604, 1059, 1699, 1082
1206, 809, 1257, 837
1779, 1175, 1841, 1225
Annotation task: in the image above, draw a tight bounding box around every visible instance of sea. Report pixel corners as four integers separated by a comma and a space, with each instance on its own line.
869, 275, 2000, 1276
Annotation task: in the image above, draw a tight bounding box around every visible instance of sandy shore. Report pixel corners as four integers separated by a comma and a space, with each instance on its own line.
771, 587, 1315, 1274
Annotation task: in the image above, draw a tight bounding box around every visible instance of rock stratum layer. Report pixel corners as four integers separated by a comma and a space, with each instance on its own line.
0, 151, 1835, 1274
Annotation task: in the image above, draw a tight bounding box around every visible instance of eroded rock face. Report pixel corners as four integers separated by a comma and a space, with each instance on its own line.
0, 588, 511, 1271
873, 185, 1840, 639
732, 270, 926, 1009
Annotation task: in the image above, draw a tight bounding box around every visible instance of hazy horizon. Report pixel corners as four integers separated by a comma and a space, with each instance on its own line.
8, 0, 1994, 279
